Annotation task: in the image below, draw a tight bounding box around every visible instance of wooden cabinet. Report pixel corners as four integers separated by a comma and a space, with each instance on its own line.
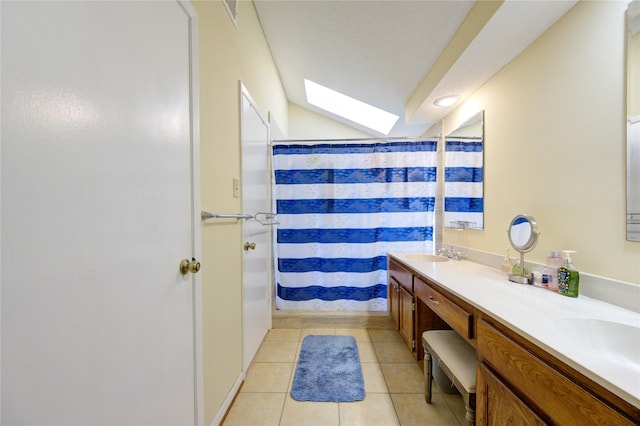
387, 278, 400, 329
388, 259, 416, 354
477, 362, 547, 425
414, 275, 474, 342
388, 258, 412, 332
477, 316, 638, 425
388, 258, 450, 359
398, 285, 415, 351
387, 254, 639, 425
388, 259, 413, 292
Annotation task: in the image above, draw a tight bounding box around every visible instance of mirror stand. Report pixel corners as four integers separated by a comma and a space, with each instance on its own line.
509, 251, 532, 284
507, 214, 540, 284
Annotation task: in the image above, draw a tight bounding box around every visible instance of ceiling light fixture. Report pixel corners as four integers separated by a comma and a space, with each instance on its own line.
433, 95, 459, 108
304, 79, 399, 135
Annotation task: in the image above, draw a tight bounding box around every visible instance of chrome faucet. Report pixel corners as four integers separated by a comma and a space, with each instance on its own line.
438, 247, 463, 260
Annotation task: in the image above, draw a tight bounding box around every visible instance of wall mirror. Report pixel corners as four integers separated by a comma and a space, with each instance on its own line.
627, 0, 640, 241
507, 214, 539, 284
444, 110, 484, 230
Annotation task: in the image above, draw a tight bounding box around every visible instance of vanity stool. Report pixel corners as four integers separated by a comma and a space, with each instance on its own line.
422, 330, 477, 425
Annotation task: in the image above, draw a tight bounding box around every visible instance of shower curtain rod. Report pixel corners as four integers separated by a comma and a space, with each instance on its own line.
445, 136, 483, 140
270, 136, 436, 145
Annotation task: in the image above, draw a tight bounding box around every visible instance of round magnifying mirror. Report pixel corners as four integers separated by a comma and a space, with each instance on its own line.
508, 214, 539, 253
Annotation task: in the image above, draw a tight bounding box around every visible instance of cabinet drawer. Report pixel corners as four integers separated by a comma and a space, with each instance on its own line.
477, 318, 635, 425
414, 276, 472, 340
388, 259, 413, 292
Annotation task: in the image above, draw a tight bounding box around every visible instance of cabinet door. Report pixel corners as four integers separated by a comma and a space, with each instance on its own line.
388, 281, 400, 330
399, 286, 415, 352
477, 362, 548, 426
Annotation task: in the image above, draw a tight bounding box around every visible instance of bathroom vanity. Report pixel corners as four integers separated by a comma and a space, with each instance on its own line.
387, 252, 640, 425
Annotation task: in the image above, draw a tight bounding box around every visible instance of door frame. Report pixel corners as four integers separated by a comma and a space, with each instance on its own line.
239, 82, 273, 371
179, 1, 204, 424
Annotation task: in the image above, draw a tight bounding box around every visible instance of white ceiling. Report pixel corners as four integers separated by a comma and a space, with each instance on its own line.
254, 0, 577, 138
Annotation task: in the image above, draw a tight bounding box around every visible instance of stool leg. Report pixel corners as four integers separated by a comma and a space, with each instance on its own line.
424, 351, 432, 404
464, 405, 476, 425
463, 393, 476, 425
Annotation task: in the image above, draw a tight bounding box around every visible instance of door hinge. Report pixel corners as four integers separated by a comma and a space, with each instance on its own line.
412, 340, 416, 349
411, 302, 415, 311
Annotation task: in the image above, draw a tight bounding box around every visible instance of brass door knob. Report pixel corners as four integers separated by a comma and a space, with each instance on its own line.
244, 241, 256, 251
180, 258, 201, 275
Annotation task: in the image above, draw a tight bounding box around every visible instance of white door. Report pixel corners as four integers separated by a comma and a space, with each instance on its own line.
240, 85, 272, 370
1, 2, 200, 424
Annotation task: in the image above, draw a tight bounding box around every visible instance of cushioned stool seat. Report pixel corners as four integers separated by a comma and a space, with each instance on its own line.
422, 330, 477, 425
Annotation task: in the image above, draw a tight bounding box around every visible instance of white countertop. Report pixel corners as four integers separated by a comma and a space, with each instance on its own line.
388, 251, 640, 409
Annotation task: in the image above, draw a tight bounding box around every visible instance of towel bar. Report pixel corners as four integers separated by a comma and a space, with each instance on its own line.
200, 211, 278, 225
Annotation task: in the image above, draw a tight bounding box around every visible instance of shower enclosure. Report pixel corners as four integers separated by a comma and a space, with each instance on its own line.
272, 139, 437, 311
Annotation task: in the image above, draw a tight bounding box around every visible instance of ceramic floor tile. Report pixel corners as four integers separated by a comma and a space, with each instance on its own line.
273, 313, 394, 330
361, 362, 389, 394
272, 316, 302, 329
263, 328, 301, 342
301, 328, 336, 338
372, 341, 416, 363
339, 393, 400, 426
241, 362, 293, 393
221, 392, 285, 426
253, 340, 299, 363
280, 394, 340, 426
355, 340, 378, 363
442, 392, 468, 425
335, 328, 372, 342
301, 317, 362, 328
380, 362, 425, 394
223, 322, 465, 426
368, 329, 404, 343
391, 393, 462, 426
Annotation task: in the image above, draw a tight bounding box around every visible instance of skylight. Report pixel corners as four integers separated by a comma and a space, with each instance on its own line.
304, 79, 399, 135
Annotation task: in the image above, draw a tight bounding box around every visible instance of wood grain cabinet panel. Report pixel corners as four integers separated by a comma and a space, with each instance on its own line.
399, 285, 415, 351
387, 279, 400, 330
388, 259, 413, 292
414, 276, 473, 340
388, 259, 418, 355
477, 318, 636, 425
477, 362, 548, 426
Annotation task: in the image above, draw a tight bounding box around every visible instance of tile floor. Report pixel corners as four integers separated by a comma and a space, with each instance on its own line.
222, 326, 466, 425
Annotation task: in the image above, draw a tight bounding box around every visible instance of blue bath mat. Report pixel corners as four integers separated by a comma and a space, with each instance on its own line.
291, 335, 365, 402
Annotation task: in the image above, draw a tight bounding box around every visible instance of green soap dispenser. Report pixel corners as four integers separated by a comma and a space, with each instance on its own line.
558, 250, 579, 297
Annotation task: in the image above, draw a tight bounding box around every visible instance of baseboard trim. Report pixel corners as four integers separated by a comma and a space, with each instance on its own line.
211, 371, 245, 426
272, 310, 395, 329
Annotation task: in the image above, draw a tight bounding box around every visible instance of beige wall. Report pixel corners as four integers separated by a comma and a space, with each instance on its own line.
443, 0, 640, 284
288, 102, 372, 139
630, 21, 639, 117
191, 1, 288, 423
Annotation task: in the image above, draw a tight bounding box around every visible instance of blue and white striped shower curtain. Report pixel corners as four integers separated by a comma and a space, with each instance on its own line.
444, 138, 484, 229
272, 141, 437, 311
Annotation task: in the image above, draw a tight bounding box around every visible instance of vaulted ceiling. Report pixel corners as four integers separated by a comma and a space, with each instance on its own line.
254, 0, 577, 137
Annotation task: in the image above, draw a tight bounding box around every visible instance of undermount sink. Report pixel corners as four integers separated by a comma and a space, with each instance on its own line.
554, 318, 640, 368
404, 253, 449, 262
